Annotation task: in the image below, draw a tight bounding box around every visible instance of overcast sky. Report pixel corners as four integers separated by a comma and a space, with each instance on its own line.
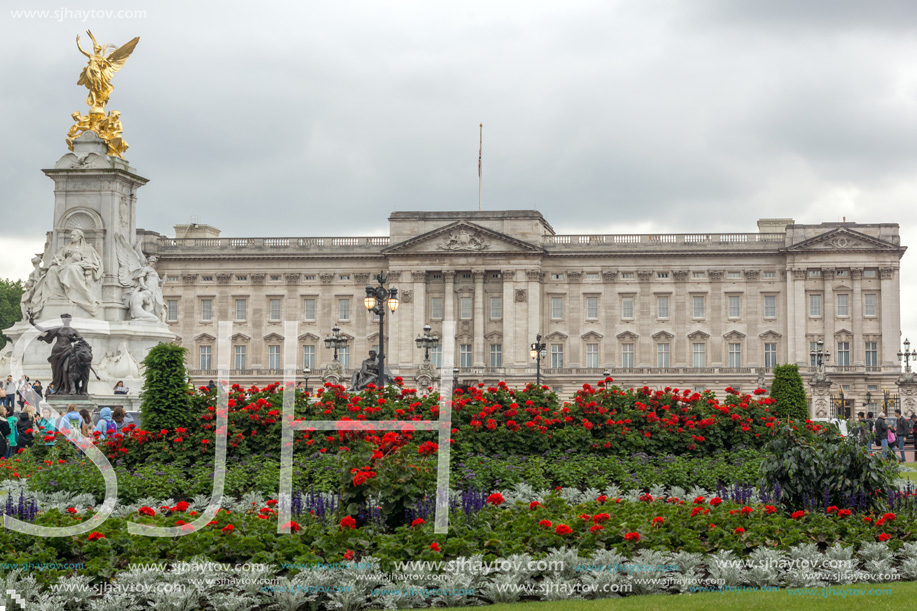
2, 0, 917, 335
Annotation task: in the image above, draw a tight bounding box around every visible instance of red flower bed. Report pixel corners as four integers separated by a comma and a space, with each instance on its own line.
58, 379, 824, 470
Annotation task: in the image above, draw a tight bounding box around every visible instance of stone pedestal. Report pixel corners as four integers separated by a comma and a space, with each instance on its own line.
809, 373, 833, 418
896, 371, 917, 416
321, 361, 345, 386
2, 133, 174, 413
415, 359, 438, 389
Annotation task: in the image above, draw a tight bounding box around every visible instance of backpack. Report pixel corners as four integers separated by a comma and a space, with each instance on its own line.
106, 420, 117, 436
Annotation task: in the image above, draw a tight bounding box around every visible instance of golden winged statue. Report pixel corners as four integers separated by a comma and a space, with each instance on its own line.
68, 31, 139, 159
76, 30, 139, 114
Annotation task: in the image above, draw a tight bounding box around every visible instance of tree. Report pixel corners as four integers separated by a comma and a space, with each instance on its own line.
770, 363, 809, 420
0, 279, 25, 349
140, 343, 192, 432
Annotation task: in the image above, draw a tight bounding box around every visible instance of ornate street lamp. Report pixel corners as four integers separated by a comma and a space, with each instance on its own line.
452, 367, 459, 390
363, 271, 399, 386
415, 324, 440, 362
898, 338, 914, 373
530, 333, 547, 386
324, 324, 348, 362
810, 338, 831, 373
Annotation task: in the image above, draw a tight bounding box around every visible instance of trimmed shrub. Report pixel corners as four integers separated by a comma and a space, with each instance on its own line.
139, 343, 192, 432
770, 364, 808, 420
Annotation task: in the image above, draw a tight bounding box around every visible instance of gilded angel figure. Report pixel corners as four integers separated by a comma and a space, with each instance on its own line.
76, 30, 139, 114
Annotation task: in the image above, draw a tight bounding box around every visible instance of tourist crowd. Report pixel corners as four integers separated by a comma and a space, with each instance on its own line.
0, 373, 136, 458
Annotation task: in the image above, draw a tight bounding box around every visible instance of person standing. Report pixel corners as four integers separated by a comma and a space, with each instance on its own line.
0, 411, 8, 458
16, 409, 35, 449
851, 412, 869, 451
4, 405, 17, 458
78, 409, 93, 437
895, 410, 912, 462
38, 407, 56, 446
93, 407, 117, 440
866, 412, 875, 453
111, 406, 135, 432
875, 413, 892, 457
1, 375, 13, 410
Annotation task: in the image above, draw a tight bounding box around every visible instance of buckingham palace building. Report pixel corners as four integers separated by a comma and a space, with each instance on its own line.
141, 210, 906, 416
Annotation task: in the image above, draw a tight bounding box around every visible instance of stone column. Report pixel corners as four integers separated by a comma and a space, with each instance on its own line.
673, 270, 688, 366
785, 268, 795, 363
250, 276, 265, 368
744, 270, 760, 365
387, 270, 404, 369
851, 269, 863, 366
602, 271, 616, 367
473, 270, 485, 367
636, 271, 654, 367
792, 269, 807, 365
443, 271, 455, 363
411, 270, 427, 368
501, 269, 517, 366
880, 267, 900, 366
708, 270, 724, 365
567, 271, 583, 367
526, 269, 544, 363
823, 268, 835, 363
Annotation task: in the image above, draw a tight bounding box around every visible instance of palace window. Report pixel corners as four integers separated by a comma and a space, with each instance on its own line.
657, 343, 670, 368
621, 343, 635, 369
199, 345, 211, 370
586, 343, 600, 368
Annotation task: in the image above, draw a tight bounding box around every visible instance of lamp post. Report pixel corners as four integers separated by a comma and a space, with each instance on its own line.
324, 324, 348, 362
302, 367, 311, 394
363, 271, 399, 387
530, 333, 547, 386
415, 324, 439, 362
898, 338, 914, 373
810, 338, 831, 373
452, 367, 459, 390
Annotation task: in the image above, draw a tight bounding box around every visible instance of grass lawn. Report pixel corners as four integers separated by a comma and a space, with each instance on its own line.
897, 463, 917, 482
443, 582, 915, 610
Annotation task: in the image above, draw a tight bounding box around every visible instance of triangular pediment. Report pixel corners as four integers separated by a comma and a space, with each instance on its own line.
616, 331, 639, 341
231, 333, 251, 342
298, 332, 320, 342
263, 333, 285, 343
688, 330, 710, 340
383, 221, 544, 255
581, 331, 604, 341
652, 330, 674, 340
786, 227, 902, 253
723, 330, 747, 341
194, 333, 216, 343
759, 329, 783, 339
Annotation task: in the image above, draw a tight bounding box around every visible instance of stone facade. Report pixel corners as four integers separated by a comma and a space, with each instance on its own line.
143, 211, 907, 414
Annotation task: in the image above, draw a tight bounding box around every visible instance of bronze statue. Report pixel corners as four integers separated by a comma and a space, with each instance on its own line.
28, 312, 100, 395
349, 350, 380, 392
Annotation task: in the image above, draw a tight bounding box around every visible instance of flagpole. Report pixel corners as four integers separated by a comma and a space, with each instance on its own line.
478, 123, 483, 211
